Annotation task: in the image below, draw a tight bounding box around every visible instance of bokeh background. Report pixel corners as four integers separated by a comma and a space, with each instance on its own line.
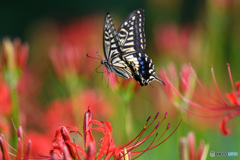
0, 0, 240, 159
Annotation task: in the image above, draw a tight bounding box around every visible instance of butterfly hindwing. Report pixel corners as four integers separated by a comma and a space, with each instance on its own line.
117, 9, 146, 55
123, 53, 164, 85
111, 56, 132, 78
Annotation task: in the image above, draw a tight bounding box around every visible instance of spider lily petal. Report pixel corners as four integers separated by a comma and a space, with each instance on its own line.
84, 109, 95, 149
0, 134, 10, 160
84, 109, 96, 159
0, 126, 33, 160
23, 140, 32, 160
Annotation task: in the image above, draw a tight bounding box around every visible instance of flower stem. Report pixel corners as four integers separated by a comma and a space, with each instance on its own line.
65, 73, 84, 124
120, 100, 128, 142
10, 86, 19, 148
119, 89, 134, 142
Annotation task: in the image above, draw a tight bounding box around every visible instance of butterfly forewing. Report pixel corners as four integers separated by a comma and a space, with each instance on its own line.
117, 9, 146, 54
103, 13, 120, 61
103, 13, 132, 79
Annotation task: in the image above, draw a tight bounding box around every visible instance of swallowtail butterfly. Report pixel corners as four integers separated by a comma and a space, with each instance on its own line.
101, 9, 165, 86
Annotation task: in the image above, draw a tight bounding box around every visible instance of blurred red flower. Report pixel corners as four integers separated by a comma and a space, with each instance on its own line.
27, 131, 52, 155
180, 132, 209, 160
49, 43, 84, 79
0, 38, 28, 72
0, 79, 11, 115
78, 88, 114, 118
49, 16, 102, 79
160, 63, 240, 135
45, 99, 75, 132
22, 88, 113, 155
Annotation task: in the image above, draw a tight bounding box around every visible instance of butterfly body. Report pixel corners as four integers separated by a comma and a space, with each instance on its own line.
102, 9, 165, 86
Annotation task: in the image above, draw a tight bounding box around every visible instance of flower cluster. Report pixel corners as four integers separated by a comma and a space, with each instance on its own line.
0, 109, 181, 160
50, 109, 181, 160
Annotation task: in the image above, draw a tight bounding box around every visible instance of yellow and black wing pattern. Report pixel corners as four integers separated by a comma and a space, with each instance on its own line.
102, 9, 165, 86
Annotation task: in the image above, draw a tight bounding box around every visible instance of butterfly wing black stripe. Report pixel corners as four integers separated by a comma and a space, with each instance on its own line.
117, 9, 146, 54
103, 13, 120, 62
123, 53, 165, 85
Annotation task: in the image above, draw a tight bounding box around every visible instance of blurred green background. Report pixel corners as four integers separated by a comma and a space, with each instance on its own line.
0, 0, 240, 159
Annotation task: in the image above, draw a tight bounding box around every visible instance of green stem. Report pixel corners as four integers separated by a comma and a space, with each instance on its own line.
65, 74, 83, 124
10, 87, 19, 148
118, 82, 135, 142
120, 99, 128, 142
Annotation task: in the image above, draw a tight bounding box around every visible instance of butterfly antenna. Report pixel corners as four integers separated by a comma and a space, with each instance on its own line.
86, 54, 102, 61
96, 52, 103, 59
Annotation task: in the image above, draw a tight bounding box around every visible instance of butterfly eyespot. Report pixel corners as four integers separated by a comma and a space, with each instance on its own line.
140, 61, 144, 65
138, 57, 142, 61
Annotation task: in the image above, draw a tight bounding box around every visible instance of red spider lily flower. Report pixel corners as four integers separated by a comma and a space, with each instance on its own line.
0, 38, 28, 76
160, 63, 195, 103
160, 63, 240, 135
0, 109, 181, 159
50, 109, 182, 160
0, 79, 11, 115
49, 43, 96, 81
49, 17, 101, 80
0, 38, 28, 132
26, 89, 113, 155
0, 126, 32, 160
49, 43, 84, 79
180, 132, 209, 160
44, 89, 113, 128
225, 81, 240, 106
